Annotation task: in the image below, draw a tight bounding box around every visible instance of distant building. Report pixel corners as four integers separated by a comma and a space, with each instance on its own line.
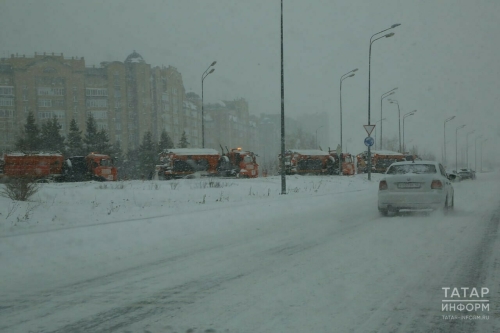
204, 98, 258, 153
0, 51, 189, 153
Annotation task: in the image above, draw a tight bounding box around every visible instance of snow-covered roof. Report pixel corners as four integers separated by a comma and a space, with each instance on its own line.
5, 151, 63, 157
183, 100, 197, 110
88, 153, 111, 158
288, 149, 330, 156
370, 150, 404, 156
390, 160, 438, 166
162, 148, 220, 156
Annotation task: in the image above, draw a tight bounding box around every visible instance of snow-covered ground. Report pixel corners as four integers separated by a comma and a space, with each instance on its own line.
1, 172, 499, 332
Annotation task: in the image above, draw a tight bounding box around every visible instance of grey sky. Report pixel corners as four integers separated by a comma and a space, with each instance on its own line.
1, 0, 498, 159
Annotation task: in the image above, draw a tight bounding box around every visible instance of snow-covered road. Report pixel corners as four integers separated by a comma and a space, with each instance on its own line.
1, 173, 499, 333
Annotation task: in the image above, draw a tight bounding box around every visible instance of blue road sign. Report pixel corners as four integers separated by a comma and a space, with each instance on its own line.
364, 136, 374, 147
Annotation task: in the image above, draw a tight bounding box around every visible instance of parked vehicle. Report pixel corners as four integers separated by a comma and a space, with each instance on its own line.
2, 152, 65, 181
378, 160, 454, 215
278, 149, 334, 175
356, 150, 406, 173
64, 153, 118, 181
1, 151, 117, 182
220, 147, 259, 178
156, 148, 221, 179
329, 151, 355, 175
457, 168, 475, 180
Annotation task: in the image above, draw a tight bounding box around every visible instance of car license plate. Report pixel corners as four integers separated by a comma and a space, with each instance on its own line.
398, 182, 421, 189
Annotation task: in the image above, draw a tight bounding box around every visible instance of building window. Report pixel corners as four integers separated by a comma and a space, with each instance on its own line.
37, 87, 64, 96
115, 123, 121, 130
88, 110, 108, 119
53, 99, 65, 107
0, 109, 14, 117
0, 86, 14, 96
38, 99, 52, 107
97, 123, 108, 130
86, 99, 108, 108
0, 98, 14, 106
38, 111, 65, 119
85, 88, 108, 97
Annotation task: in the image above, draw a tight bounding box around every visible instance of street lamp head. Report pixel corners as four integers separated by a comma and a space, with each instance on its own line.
385, 32, 395, 38
208, 68, 215, 74
348, 73, 355, 77
210, 61, 217, 66
391, 23, 401, 28
352, 68, 358, 72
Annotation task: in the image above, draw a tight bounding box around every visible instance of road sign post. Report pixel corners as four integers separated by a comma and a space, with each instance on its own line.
364, 125, 376, 181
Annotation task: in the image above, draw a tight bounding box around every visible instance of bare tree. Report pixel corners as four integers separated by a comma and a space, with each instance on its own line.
1, 177, 40, 201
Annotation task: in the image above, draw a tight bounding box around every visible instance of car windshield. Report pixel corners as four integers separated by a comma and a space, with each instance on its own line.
387, 164, 437, 174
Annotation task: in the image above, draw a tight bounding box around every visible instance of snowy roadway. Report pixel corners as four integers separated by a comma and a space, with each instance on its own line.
1, 172, 499, 332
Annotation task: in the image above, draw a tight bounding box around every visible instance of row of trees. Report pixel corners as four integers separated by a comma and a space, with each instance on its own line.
14, 112, 191, 179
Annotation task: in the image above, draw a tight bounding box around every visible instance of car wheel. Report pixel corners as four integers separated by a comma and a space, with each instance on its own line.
378, 207, 388, 217
443, 196, 450, 213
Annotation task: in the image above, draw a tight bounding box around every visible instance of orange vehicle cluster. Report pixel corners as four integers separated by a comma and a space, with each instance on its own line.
155, 147, 259, 180
1, 151, 118, 182
279, 149, 334, 175
356, 150, 406, 174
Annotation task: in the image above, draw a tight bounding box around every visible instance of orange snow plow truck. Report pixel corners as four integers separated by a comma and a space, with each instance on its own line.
1, 152, 117, 182
328, 151, 356, 175
156, 148, 221, 180
156, 147, 259, 179
64, 153, 118, 181
279, 149, 335, 175
219, 147, 259, 178
2, 152, 64, 180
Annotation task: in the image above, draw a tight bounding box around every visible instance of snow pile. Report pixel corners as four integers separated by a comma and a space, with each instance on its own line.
0, 174, 382, 237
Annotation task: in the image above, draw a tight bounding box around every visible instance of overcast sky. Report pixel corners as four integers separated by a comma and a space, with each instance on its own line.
1, 0, 499, 161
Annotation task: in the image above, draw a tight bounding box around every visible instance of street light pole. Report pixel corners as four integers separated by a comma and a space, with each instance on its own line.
280, 0, 286, 194
455, 124, 466, 171
340, 69, 357, 151
367, 23, 400, 181
340, 69, 356, 177
474, 135, 482, 171
380, 88, 397, 149
201, 61, 216, 148
466, 130, 475, 169
374, 117, 386, 150
444, 116, 456, 167
388, 99, 401, 152
481, 139, 487, 172
402, 110, 416, 153
315, 125, 324, 148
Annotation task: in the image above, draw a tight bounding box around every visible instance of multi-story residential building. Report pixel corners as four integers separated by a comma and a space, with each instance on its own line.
0, 51, 189, 153
0, 51, 258, 156
203, 98, 258, 153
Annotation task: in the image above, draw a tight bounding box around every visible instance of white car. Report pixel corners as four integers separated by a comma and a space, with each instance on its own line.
378, 161, 454, 215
